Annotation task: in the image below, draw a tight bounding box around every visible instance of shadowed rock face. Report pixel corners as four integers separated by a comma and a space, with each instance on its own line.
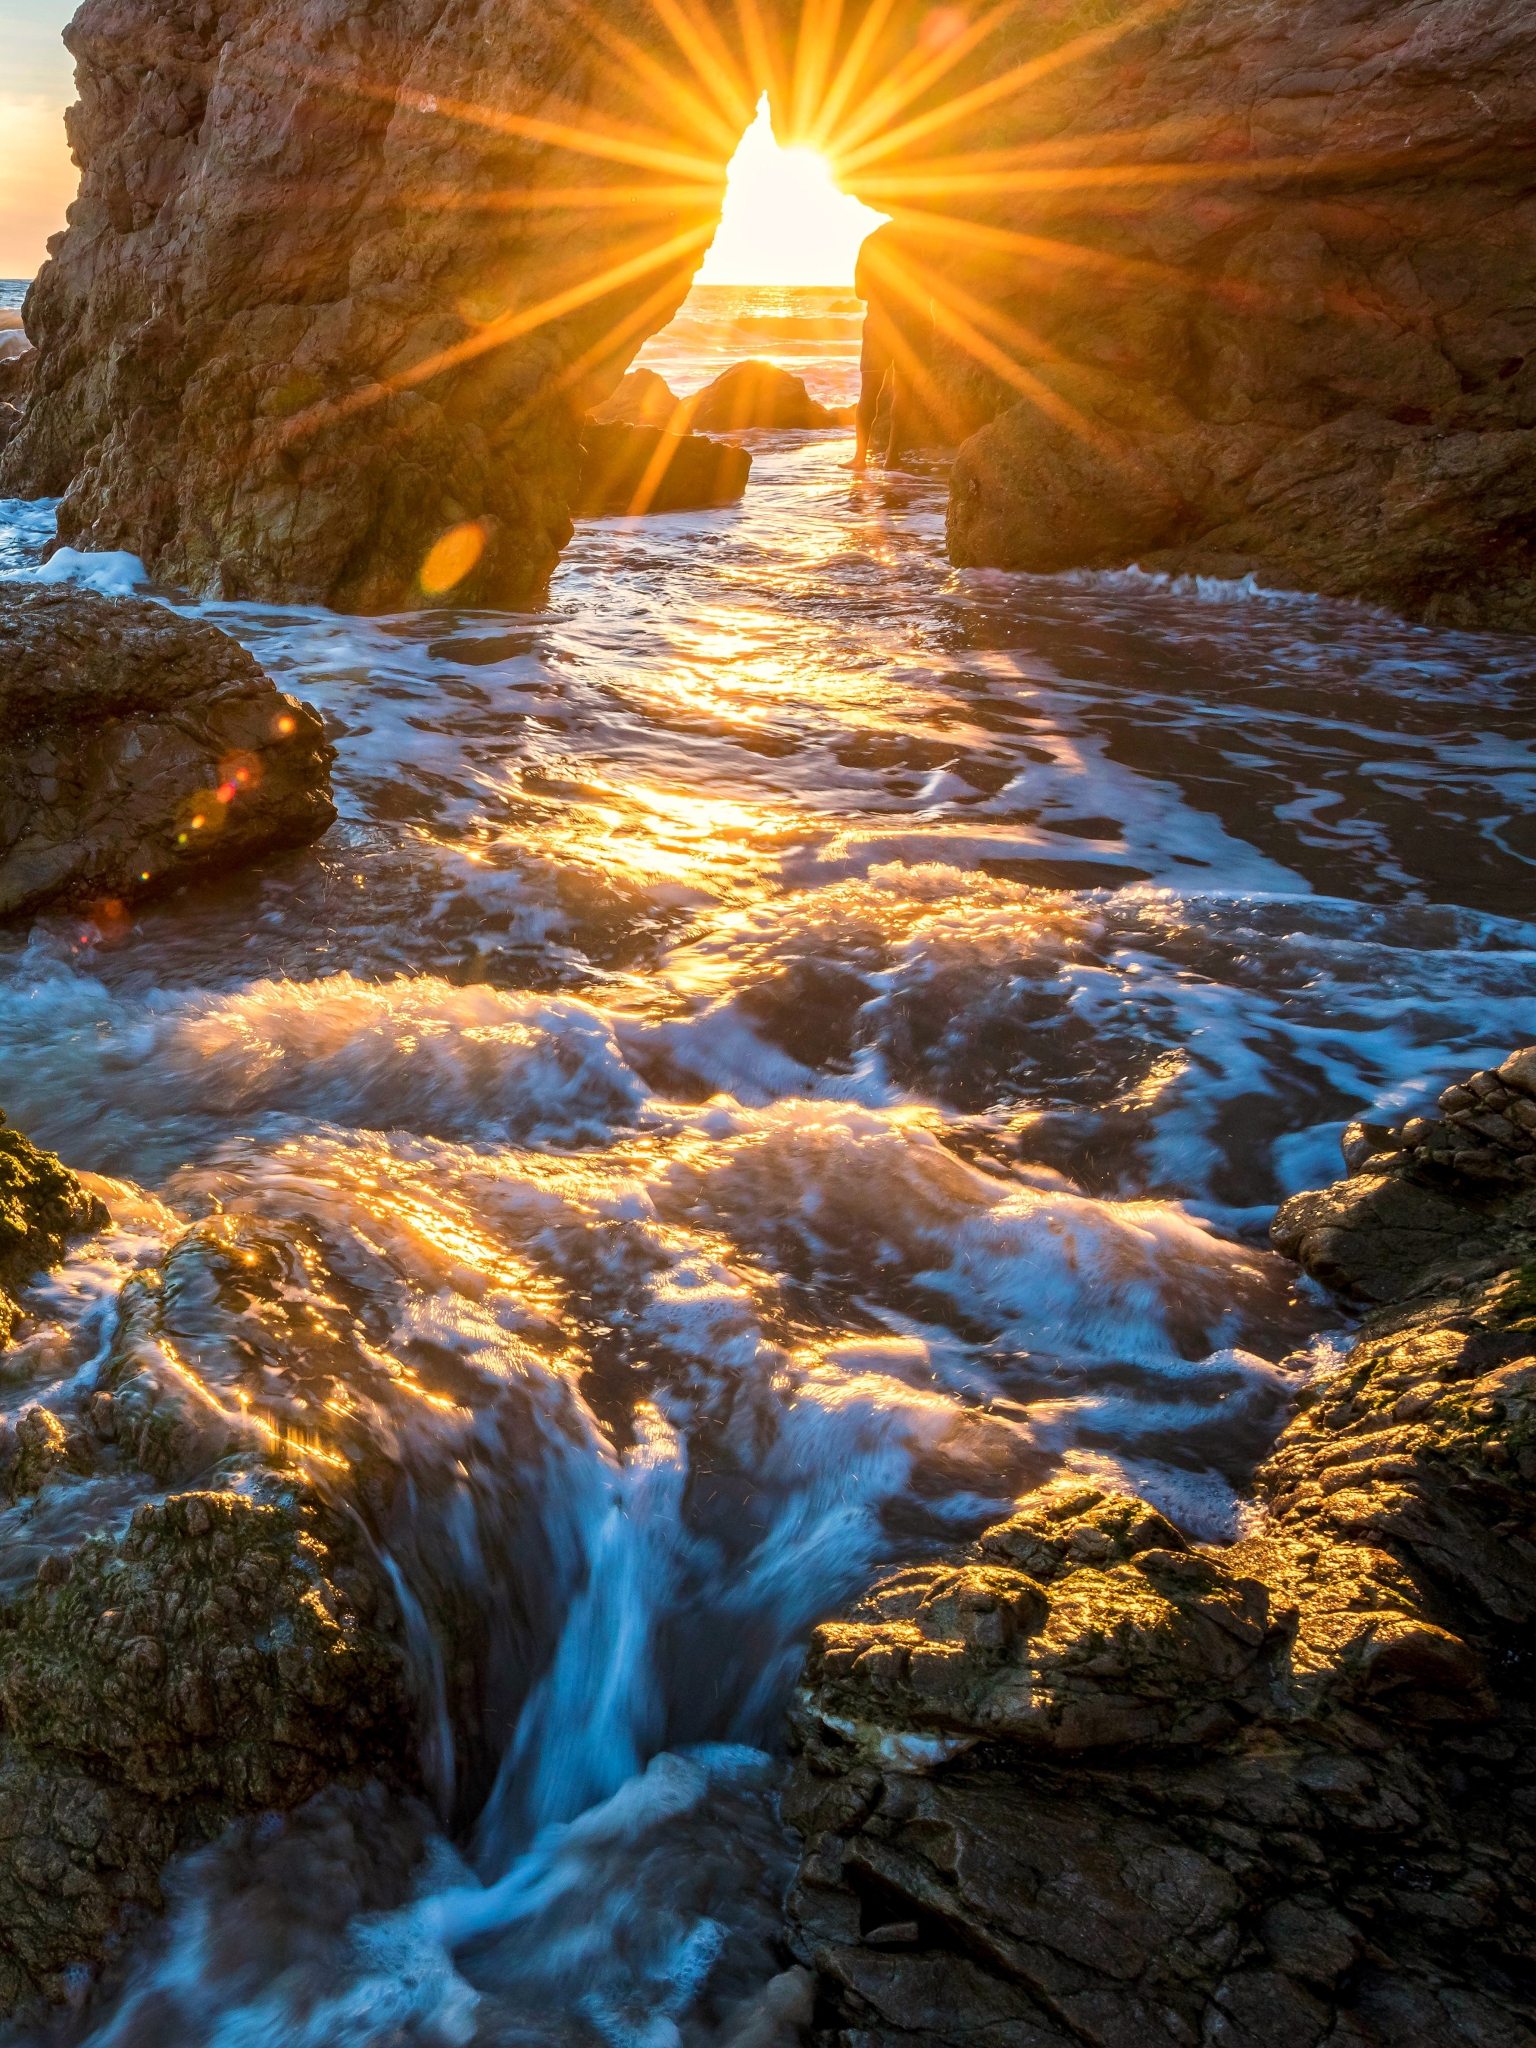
0, 585, 335, 921
3, 0, 1533, 619
574, 419, 751, 516
784, 1050, 1536, 2048
0, 0, 740, 610
934, 0, 1536, 628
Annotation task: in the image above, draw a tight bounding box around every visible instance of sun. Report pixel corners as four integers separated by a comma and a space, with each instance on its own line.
695, 95, 887, 289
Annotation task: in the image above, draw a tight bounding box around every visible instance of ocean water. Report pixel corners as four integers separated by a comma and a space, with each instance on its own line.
1, 282, 1534, 2044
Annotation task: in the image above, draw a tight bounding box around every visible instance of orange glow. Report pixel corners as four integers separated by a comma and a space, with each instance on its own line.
697, 95, 885, 287
420, 520, 488, 596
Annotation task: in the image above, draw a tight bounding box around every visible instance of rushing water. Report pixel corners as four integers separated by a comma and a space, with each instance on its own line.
1, 283, 1535, 2044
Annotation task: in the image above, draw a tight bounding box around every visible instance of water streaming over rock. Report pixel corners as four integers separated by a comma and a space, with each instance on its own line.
1, 285, 1534, 2044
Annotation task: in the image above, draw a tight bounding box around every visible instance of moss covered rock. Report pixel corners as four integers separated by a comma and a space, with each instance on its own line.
0, 1108, 107, 1348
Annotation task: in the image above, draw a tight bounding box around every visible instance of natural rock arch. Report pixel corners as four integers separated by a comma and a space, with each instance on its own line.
4, 0, 1534, 625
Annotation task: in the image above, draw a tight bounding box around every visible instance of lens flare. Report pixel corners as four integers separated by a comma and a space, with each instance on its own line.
420, 521, 489, 595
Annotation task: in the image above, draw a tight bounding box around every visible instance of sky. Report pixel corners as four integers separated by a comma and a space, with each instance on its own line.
0, 0, 77, 277
696, 97, 887, 288
0, 23, 884, 290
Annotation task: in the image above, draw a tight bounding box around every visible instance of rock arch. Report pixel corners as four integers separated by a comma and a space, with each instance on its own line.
4, 0, 1535, 626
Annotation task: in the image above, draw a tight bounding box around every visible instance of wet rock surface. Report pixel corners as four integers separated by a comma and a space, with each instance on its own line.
0, 1111, 106, 1350
0, 584, 335, 922
784, 1049, 1536, 2048
0, 1177, 417, 2017
1273, 1046, 1536, 1304
591, 368, 684, 430
575, 420, 751, 516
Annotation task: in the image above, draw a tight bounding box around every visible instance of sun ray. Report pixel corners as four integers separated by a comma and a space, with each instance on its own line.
501, 271, 694, 431
851, 137, 1453, 199
831, 0, 1182, 177
278, 221, 717, 448
787, 0, 846, 148
821, 0, 1025, 164
642, 0, 759, 135
800, 0, 900, 154
565, 0, 749, 154
317, 70, 727, 182
410, 183, 725, 216
731, 0, 787, 132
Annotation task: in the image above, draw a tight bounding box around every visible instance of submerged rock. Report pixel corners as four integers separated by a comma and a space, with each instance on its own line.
785, 1047, 1536, 2047
680, 360, 840, 433
575, 419, 751, 516
0, 584, 335, 921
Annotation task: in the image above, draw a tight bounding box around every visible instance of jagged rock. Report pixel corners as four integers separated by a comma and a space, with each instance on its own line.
785, 1049, 1536, 2046
590, 368, 683, 429
9, 1, 1528, 621
0, 1109, 108, 1349
0, 583, 335, 921
680, 360, 839, 433
0, 1187, 417, 2015
1273, 1046, 1536, 1303
574, 419, 751, 516
0, 1490, 410, 2012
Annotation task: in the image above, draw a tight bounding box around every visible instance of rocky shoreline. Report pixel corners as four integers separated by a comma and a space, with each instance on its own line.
0, 1056, 1533, 2031
783, 1062, 1536, 2048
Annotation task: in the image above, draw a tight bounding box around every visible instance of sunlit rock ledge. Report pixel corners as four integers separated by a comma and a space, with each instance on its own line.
784, 1049, 1536, 2048
1, 0, 1531, 624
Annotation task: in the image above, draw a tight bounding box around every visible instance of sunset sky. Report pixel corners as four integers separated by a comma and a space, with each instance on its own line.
0, 0, 77, 278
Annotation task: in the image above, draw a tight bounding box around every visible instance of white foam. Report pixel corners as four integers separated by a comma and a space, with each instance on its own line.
13, 544, 148, 595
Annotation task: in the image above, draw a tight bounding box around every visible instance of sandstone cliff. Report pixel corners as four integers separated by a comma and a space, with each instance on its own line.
4, 0, 1532, 621
905, 0, 1536, 627
784, 1051, 1536, 2048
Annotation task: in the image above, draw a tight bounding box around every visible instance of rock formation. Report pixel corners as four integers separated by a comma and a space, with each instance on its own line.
783, 1048, 1536, 2047
0, 585, 335, 921
575, 419, 751, 515
4, 0, 1532, 615
927, 0, 1536, 628
0, 0, 736, 610
0, 317, 34, 457
0, 1112, 107, 1349
0, 1142, 415, 2016
677, 360, 840, 433
1273, 1048, 1536, 1304
591, 368, 684, 430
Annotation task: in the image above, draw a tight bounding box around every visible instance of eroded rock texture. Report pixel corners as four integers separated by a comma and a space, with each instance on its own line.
12, 0, 1530, 620
0, 1111, 107, 1350
929, 0, 1536, 627
0, 1194, 418, 2015
785, 1053, 1536, 2048
0, 584, 334, 920
0, 0, 743, 609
